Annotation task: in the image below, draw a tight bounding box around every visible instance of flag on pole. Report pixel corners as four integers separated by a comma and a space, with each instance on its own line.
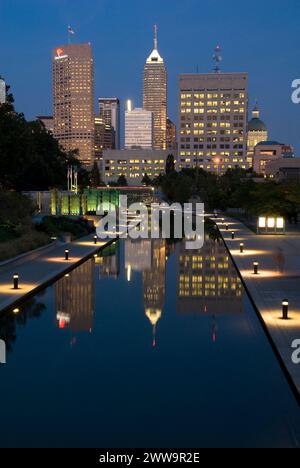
68, 26, 75, 35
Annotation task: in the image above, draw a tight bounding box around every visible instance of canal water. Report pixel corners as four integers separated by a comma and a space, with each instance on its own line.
0, 237, 299, 448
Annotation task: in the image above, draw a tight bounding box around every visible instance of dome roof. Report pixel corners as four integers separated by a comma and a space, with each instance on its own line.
248, 117, 267, 132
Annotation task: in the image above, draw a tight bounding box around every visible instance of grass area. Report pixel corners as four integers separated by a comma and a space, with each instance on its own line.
0, 230, 50, 262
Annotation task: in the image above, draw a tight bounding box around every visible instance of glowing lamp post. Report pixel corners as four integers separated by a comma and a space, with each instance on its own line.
253, 262, 259, 275
240, 243, 244, 254
226, 224, 229, 231
282, 300, 289, 320
231, 232, 235, 240
93, 235, 98, 245
65, 249, 70, 261
13, 274, 19, 290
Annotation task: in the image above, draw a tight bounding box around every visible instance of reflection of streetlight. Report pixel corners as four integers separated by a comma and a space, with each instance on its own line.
127, 265, 132, 282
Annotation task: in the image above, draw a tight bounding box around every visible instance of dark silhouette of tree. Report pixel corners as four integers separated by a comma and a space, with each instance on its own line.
89, 161, 101, 188
166, 154, 175, 174
0, 82, 82, 191
141, 174, 152, 186
117, 175, 128, 186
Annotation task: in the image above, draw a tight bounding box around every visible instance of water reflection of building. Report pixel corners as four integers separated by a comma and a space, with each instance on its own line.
142, 240, 166, 347
96, 242, 120, 279
55, 259, 95, 332
177, 236, 243, 315
125, 239, 152, 272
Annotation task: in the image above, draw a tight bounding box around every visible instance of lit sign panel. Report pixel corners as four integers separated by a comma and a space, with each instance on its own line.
55, 48, 68, 60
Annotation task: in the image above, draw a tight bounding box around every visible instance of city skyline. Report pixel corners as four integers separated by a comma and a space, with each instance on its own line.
0, 0, 299, 153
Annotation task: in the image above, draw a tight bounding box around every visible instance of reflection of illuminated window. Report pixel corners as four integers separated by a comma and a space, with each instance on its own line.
267, 218, 275, 229
259, 217, 266, 228
276, 218, 284, 229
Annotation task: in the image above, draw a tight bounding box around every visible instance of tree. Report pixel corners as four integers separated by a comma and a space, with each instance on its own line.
117, 175, 128, 186
89, 161, 101, 188
142, 174, 152, 186
0, 83, 82, 191
166, 154, 175, 174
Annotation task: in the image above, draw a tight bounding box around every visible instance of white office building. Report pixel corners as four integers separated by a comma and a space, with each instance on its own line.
102, 149, 169, 186
125, 108, 154, 150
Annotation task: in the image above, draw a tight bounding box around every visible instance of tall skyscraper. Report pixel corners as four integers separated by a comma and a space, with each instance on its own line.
166, 118, 177, 152
178, 72, 248, 173
94, 116, 113, 160
125, 107, 154, 149
247, 103, 268, 167
55, 259, 95, 332
143, 26, 167, 150
53, 43, 95, 165
98, 98, 120, 149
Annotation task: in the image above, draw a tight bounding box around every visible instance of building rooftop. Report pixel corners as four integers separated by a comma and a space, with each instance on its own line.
248, 118, 267, 132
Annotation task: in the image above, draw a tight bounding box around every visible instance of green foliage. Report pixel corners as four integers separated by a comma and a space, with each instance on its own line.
117, 175, 128, 186
0, 192, 34, 233
166, 154, 175, 174
0, 92, 81, 190
156, 167, 300, 221
141, 174, 152, 186
89, 162, 101, 188
38, 216, 93, 239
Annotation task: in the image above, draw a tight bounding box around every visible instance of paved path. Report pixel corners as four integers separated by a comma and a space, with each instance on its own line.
214, 217, 300, 397
0, 236, 111, 313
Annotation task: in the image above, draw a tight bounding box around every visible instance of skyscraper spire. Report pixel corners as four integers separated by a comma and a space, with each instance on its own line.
154, 24, 158, 50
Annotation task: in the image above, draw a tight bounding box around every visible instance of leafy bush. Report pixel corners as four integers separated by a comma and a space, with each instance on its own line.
37, 216, 94, 239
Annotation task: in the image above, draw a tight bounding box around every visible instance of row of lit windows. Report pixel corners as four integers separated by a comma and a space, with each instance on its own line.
181, 93, 245, 99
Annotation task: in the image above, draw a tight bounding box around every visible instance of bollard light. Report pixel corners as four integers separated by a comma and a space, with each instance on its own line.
240, 243, 244, 253
253, 262, 259, 275
65, 249, 70, 261
231, 232, 235, 240
93, 235, 98, 245
226, 224, 229, 231
282, 300, 289, 320
13, 273, 19, 290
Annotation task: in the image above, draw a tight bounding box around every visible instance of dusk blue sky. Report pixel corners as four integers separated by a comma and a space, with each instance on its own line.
0, 0, 299, 152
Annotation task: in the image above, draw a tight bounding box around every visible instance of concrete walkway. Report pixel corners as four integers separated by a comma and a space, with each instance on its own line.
0, 236, 111, 313
214, 217, 300, 397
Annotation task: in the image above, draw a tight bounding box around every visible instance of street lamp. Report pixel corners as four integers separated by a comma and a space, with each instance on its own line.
253, 262, 259, 275
65, 249, 70, 261
282, 300, 289, 320
13, 274, 19, 290
231, 232, 235, 240
240, 243, 244, 253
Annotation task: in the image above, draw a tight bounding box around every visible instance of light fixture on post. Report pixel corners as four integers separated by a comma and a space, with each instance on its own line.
13, 274, 19, 290
231, 232, 235, 240
93, 235, 98, 245
282, 300, 289, 320
226, 224, 229, 231
240, 243, 244, 253
65, 249, 70, 261
253, 262, 259, 275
